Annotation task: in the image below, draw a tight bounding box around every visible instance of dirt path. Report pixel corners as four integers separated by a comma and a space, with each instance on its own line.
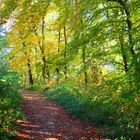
14, 90, 106, 140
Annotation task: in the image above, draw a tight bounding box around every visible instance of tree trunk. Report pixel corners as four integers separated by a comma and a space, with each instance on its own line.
22, 42, 34, 85
119, 35, 128, 73
40, 18, 50, 82
56, 27, 61, 82
41, 17, 46, 81
34, 46, 39, 80
82, 45, 88, 88
27, 58, 34, 85
64, 25, 67, 79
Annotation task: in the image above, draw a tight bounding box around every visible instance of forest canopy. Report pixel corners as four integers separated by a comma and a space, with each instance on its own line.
1, 0, 140, 139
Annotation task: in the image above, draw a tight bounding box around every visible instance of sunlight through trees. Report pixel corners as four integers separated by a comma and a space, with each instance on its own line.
1, 0, 140, 139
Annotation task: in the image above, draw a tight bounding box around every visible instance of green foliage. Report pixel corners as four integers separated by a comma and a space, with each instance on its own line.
45, 78, 140, 139
0, 66, 22, 139
0, 0, 18, 25
0, 130, 16, 140
1, 0, 140, 139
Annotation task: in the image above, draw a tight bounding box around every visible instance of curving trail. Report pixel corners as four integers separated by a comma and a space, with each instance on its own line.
14, 90, 107, 140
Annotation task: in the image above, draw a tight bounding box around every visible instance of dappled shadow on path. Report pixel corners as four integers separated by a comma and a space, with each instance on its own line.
14, 90, 109, 140
15, 119, 63, 140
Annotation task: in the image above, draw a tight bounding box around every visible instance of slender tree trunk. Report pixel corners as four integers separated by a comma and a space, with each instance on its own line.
42, 18, 50, 82
34, 23, 50, 83
34, 25, 44, 81
119, 35, 128, 73
41, 17, 46, 81
34, 46, 39, 80
56, 27, 61, 82
27, 58, 34, 85
22, 42, 34, 85
34, 25, 41, 47
79, 16, 88, 88
123, 3, 135, 57
82, 45, 88, 88
64, 25, 67, 79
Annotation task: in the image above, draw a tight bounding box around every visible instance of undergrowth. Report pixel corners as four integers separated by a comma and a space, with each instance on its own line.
45, 78, 140, 140
0, 66, 23, 139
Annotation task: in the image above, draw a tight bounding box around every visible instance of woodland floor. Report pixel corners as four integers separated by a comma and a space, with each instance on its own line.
13, 90, 109, 140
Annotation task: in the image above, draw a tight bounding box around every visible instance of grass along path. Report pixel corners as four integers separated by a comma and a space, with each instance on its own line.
14, 90, 108, 140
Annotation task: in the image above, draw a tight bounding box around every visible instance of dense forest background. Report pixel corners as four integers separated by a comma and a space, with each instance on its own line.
0, 0, 140, 139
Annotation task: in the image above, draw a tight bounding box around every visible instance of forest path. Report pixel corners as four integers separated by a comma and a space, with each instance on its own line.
14, 90, 106, 140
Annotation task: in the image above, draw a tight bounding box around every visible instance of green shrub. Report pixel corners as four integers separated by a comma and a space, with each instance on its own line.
0, 66, 23, 139
45, 78, 139, 139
